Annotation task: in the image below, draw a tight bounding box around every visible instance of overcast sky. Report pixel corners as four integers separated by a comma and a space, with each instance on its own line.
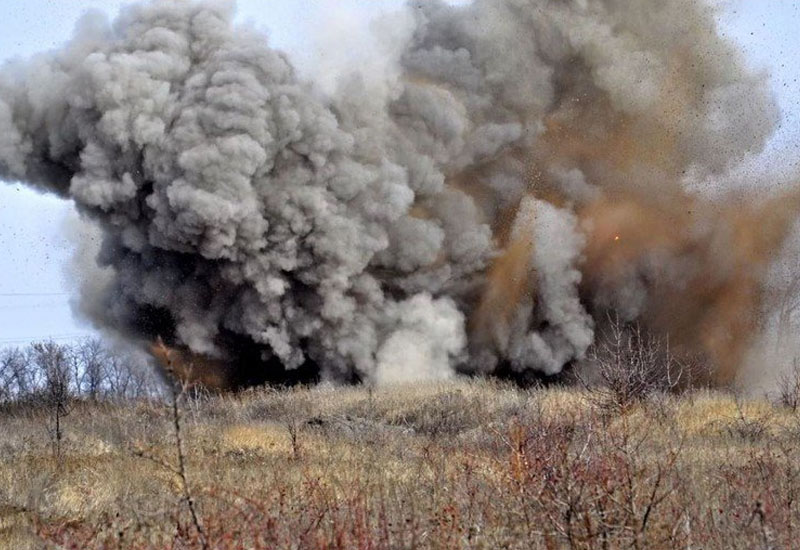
0, 0, 798, 346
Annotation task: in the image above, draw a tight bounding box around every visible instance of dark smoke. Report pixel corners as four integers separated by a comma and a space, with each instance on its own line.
0, 0, 794, 387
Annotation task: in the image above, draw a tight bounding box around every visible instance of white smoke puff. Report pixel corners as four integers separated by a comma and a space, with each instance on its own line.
507, 197, 594, 375
62, 212, 118, 333
375, 216, 446, 273
300, 1, 416, 106
565, 16, 665, 114
375, 293, 466, 385
429, 187, 493, 270
548, 167, 600, 205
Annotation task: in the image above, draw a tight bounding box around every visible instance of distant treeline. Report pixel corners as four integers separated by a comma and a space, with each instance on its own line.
0, 338, 163, 403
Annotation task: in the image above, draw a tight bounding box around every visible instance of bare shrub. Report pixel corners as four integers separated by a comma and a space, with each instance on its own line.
14, 380, 800, 549
131, 340, 208, 549
391, 389, 482, 437
776, 359, 800, 413
726, 395, 772, 443
30, 342, 72, 462
585, 317, 685, 414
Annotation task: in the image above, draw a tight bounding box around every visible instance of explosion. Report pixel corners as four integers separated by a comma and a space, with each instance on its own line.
0, 0, 795, 388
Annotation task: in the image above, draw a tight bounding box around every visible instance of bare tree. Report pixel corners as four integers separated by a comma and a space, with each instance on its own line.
74, 338, 108, 400
776, 359, 800, 413
0, 350, 11, 402
30, 341, 72, 460
770, 269, 800, 352
105, 350, 136, 398
0, 338, 163, 404
1, 347, 33, 399
0, 349, 31, 402
585, 317, 685, 413
31, 341, 72, 402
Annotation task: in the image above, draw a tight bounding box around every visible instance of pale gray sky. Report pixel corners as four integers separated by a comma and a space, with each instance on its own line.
0, 0, 797, 345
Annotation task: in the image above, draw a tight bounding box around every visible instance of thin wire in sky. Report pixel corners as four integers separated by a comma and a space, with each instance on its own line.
0, 292, 71, 297
0, 332, 94, 345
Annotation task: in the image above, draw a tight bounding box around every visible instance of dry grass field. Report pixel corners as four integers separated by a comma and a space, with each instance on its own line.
2, 380, 800, 549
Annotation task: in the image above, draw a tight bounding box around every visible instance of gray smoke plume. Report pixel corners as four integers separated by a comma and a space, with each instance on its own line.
0, 0, 791, 387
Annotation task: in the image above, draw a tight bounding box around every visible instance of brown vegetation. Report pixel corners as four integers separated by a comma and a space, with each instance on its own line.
1, 377, 800, 549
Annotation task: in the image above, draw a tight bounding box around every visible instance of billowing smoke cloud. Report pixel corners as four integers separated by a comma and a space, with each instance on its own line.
0, 0, 794, 387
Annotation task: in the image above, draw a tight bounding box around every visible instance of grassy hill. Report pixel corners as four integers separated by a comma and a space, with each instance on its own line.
2, 380, 799, 549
